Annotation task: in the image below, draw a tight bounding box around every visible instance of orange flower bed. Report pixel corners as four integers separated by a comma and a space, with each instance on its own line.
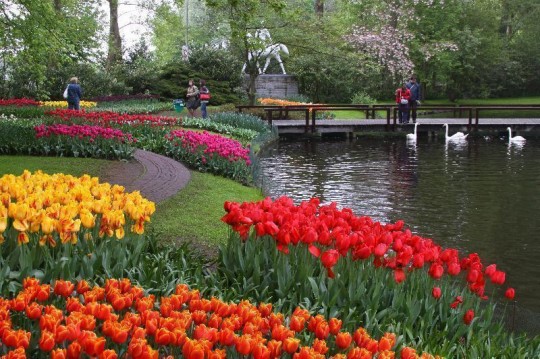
0, 278, 440, 359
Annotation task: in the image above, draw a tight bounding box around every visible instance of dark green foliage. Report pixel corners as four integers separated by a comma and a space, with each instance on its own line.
148, 47, 243, 105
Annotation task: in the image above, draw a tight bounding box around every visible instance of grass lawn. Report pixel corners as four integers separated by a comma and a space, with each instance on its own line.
0, 156, 111, 177
0, 155, 264, 249
150, 171, 263, 248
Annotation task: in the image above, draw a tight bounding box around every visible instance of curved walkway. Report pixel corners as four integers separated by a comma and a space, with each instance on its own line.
102, 149, 191, 203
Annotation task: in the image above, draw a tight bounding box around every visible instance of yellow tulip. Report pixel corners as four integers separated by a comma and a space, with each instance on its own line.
80, 209, 95, 229
41, 216, 56, 234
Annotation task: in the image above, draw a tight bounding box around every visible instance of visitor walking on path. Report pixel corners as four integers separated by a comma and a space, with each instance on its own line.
396, 83, 411, 124
199, 79, 210, 119
66, 77, 83, 110
186, 79, 199, 118
406, 75, 421, 123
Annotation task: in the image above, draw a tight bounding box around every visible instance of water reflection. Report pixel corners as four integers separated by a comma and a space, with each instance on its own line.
257, 137, 540, 317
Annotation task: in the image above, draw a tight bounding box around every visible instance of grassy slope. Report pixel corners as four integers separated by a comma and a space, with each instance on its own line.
150, 171, 263, 247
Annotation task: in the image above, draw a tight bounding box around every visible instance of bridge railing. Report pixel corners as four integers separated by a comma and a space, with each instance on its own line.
235, 104, 540, 132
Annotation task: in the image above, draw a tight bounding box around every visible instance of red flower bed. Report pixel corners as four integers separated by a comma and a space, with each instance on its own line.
221, 197, 514, 300
34, 124, 136, 143
0, 98, 40, 107
46, 109, 181, 127
0, 278, 439, 358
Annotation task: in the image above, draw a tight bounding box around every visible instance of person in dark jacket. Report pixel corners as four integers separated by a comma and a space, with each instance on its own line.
67, 77, 83, 110
406, 75, 421, 123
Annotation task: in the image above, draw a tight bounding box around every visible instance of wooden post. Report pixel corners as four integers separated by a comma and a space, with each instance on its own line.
475, 108, 479, 131
311, 109, 316, 133
266, 109, 273, 126
305, 109, 309, 133
468, 108, 472, 132
386, 108, 390, 132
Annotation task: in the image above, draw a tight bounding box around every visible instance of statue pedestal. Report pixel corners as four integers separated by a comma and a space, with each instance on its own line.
245, 74, 299, 98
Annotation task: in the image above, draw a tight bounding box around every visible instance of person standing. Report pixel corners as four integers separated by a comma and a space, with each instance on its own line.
406, 75, 421, 123
66, 77, 82, 110
186, 79, 199, 117
395, 83, 411, 124
199, 79, 210, 119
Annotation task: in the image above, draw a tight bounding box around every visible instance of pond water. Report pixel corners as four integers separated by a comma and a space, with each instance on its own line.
256, 136, 540, 328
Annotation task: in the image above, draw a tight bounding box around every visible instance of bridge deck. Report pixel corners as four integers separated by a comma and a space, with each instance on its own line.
273, 118, 540, 134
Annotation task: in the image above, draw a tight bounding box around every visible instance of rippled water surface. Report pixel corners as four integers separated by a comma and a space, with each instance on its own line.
257, 136, 540, 318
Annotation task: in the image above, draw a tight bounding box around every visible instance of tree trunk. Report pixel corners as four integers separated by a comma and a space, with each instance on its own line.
315, 0, 324, 16
53, 0, 62, 13
107, 0, 123, 68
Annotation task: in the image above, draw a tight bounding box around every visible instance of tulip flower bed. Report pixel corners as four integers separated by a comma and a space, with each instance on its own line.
31, 124, 136, 160
217, 197, 539, 357
0, 99, 40, 107
0, 278, 439, 359
165, 129, 252, 184
0, 171, 155, 293
40, 101, 97, 109
45, 109, 181, 127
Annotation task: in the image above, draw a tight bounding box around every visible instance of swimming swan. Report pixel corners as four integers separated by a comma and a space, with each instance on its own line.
407, 122, 419, 141
507, 127, 526, 143
443, 123, 468, 141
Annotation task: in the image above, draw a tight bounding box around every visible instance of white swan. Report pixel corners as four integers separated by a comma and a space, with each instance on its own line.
507, 127, 526, 143
407, 122, 419, 141
443, 123, 468, 141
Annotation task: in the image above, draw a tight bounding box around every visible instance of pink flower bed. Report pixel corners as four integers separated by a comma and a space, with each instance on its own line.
165, 129, 251, 165
34, 124, 136, 143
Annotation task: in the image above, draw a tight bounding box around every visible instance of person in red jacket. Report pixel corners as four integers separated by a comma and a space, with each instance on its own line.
395, 83, 411, 124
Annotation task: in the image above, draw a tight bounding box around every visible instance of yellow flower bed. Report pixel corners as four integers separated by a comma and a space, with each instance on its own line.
257, 98, 316, 106
40, 100, 97, 108
0, 170, 155, 246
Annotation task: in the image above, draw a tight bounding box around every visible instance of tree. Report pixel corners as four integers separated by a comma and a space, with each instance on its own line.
107, 0, 123, 68
0, 0, 101, 98
204, 0, 286, 104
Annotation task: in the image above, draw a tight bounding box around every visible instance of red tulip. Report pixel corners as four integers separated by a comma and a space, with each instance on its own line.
335, 332, 352, 349
505, 288, 515, 300
393, 268, 406, 283
320, 250, 339, 278
432, 287, 442, 300
463, 309, 475, 325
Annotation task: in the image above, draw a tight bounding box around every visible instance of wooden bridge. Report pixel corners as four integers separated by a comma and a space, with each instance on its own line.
236, 104, 540, 136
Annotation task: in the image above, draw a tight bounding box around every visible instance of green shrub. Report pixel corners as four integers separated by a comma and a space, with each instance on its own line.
351, 91, 377, 105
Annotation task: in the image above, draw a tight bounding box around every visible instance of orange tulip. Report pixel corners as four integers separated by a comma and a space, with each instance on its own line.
2, 347, 28, 359
289, 315, 306, 332
346, 347, 373, 359
235, 334, 253, 355
39, 330, 56, 351
267, 339, 282, 358
67, 341, 82, 359
400, 347, 419, 359
328, 318, 342, 335
283, 337, 300, 354
335, 332, 352, 350
51, 348, 67, 359
99, 349, 118, 359
312, 339, 329, 355
252, 343, 271, 359
54, 280, 75, 298
24, 302, 42, 320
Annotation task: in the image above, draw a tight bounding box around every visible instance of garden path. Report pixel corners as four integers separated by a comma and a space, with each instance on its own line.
101, 149, 191, 203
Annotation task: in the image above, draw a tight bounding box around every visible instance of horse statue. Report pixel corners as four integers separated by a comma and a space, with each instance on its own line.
241, 28, 289, 75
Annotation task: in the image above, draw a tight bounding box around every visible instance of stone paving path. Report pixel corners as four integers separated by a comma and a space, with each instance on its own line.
102, 149, 191, 203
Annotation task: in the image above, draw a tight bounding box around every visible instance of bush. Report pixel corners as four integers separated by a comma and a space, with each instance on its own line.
351, 91, 377, 105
